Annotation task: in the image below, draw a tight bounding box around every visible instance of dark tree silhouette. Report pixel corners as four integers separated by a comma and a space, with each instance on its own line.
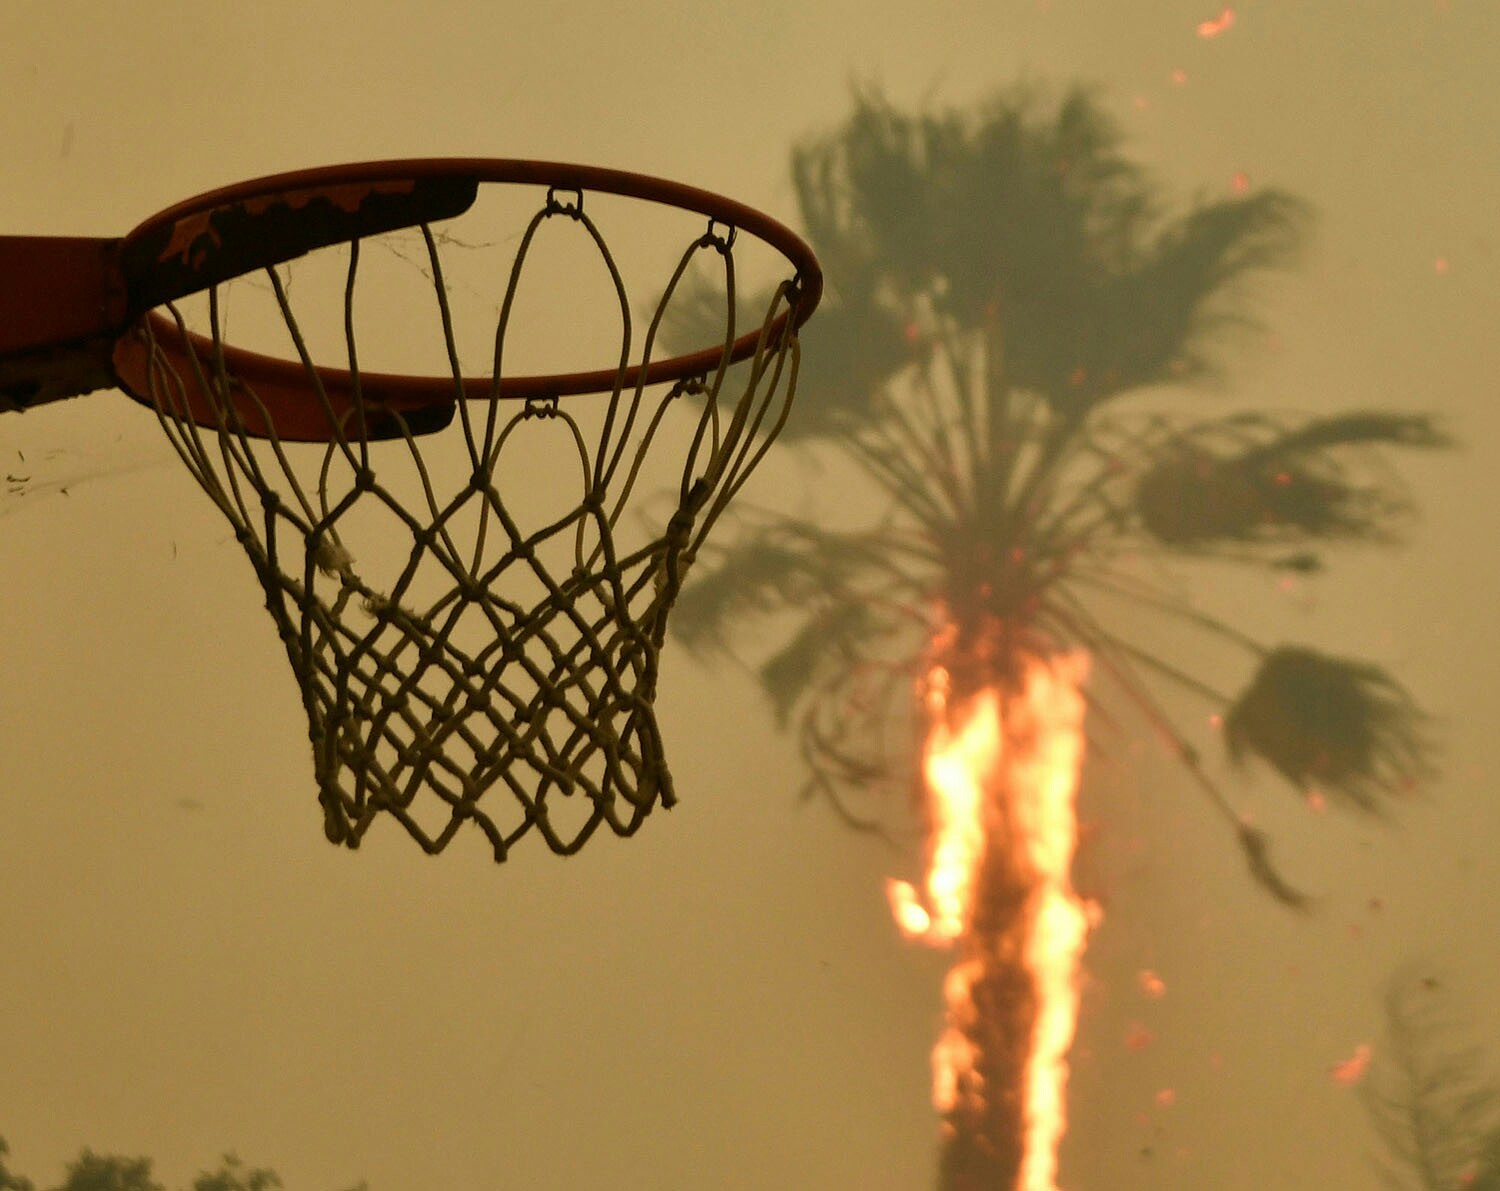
1364, 972, 1500, 1191
182, 1155, 282, 1191
45, 1151, 162, 1191
666, 84, 1443, 1190
0, 1137, 35, 1191
0, 1143, 363, 1191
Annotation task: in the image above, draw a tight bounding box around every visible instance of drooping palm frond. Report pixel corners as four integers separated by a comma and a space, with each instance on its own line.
1364, 972, 1500, 1191
1235, 824, 1314, 910
671, 520, 923, 657
1252, 410, 1453, 454
759, 598, 886, 725
1223, 647, 1434, 812
670, 533, 843, 657
1134, 411, 1450, 547
788, 614, 928, 818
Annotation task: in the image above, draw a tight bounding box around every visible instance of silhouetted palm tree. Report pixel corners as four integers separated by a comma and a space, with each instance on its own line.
666, 85, 1442, 1190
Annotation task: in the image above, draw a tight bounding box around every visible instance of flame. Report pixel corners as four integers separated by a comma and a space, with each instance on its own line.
887, 681, 1001, 947
889, 652, 1092, 1191
1010, 654, 1091, 1191
933, 959, 986, 1113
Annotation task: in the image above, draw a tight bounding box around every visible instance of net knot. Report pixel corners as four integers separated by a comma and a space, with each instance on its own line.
667, 373, 708, 400
544, 186, 584, 220
524, 394, 560, 419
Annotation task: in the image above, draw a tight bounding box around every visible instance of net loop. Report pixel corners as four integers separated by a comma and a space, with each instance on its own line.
544, 186, 585, 219
704, 219, 738, 253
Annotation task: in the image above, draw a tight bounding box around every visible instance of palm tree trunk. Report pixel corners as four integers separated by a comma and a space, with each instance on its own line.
936, 843, 1038, 1190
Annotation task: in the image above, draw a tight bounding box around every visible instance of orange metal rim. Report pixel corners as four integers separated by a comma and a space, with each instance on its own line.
118, 158, 823, 411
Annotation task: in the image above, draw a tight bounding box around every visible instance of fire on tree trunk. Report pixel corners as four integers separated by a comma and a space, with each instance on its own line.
888, 644, 1092, 1191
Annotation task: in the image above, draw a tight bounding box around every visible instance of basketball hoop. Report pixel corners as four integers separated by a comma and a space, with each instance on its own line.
0, 159, 822, 861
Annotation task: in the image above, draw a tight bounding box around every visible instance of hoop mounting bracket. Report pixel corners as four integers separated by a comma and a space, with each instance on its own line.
0, 236, 127, 409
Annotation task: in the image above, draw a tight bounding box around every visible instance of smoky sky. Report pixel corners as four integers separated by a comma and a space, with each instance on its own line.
2, 3, 1497, 1189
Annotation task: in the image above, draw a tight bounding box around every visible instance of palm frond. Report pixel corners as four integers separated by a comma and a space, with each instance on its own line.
790, 632, 927, 815
1223, 647, 1434, 812
1074, 190, 1310, 404
1244, 411, 1452, 455
1364, 971, 1500, 1191
1134, 412, 1448, 547
1236, 824, 1313, 910
780, 295, 920, 440
759, 599, 883, 726
671, 524, 900, 657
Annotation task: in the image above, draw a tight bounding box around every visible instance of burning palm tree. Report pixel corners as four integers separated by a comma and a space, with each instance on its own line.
665, 86, 1442, 1190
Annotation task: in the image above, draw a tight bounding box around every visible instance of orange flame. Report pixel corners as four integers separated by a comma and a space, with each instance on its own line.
886, 680, 1001, 947
889, 652, 1092, 1191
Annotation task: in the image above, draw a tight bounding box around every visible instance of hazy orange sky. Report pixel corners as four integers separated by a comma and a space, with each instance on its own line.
3, 3, 1498, 1189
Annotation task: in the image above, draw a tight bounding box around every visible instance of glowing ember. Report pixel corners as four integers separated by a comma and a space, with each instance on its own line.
1197, 7, 1236, 37
889, 652, 1092, 1190
1124, 1022, 1155, 1053
1330, 1043, 1373, 1086
886, 879, 934, 937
